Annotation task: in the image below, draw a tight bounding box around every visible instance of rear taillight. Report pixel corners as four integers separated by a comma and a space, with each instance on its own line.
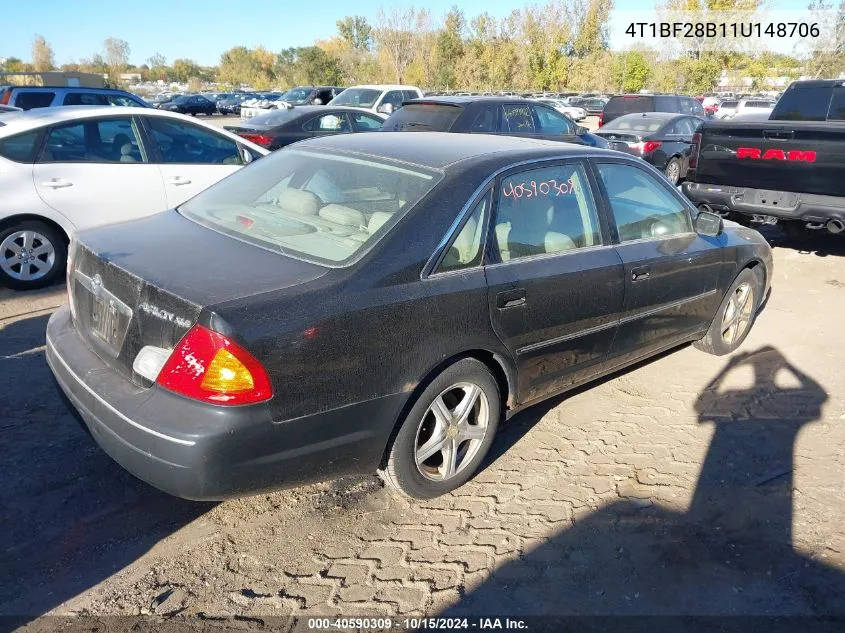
689, 132, 702, 169
642, 140, 662, 154
154, 325, 273, 405
238, 133, 273, 147
597, 112, 604, 127
0, 89, 10, 105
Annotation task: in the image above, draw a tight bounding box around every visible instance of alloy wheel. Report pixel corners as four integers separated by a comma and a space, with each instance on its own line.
0, 230, 56, 281
414, 382, 490, 481
721, 282, 754, 345
666, 160, 680, 184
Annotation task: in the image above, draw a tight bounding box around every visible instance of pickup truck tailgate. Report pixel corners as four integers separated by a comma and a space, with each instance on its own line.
693, 120, 845, 197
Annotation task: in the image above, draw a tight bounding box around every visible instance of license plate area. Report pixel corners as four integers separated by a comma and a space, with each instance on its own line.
74, 270, 133, 357
752, 190, 798, 208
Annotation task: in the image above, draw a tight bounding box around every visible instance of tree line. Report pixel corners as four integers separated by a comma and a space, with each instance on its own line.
3, 0, 844, 96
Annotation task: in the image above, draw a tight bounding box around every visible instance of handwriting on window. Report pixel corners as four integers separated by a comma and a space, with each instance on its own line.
502, 178, 576, 199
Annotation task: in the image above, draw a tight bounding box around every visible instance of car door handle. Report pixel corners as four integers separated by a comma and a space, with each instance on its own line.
631, 266, 651, 281
496, 288, 526, 309
165, 177, 192, 186
41, 178, 73, 189
762, 129, 794, 140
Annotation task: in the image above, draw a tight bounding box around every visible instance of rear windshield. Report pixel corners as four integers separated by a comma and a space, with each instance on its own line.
0, 129, 41, 162
720, 100, 738, 108
771, 84, 832, 121
380, 103, 462, 131
604, 95, 654, 115
600, 117, 665, 133
179, 149, 441, 266
245, 109, 301, 126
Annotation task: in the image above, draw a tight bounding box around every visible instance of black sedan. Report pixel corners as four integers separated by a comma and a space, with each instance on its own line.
217, 93, 250, 115
47, 133, 772, 501
224, 106, 386, 150
593, 112, 704, 185
380, 97, 613, 148
160, 94, 217, 116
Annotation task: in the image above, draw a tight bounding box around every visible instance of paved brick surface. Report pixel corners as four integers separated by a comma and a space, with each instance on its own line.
1, 228, 844, 621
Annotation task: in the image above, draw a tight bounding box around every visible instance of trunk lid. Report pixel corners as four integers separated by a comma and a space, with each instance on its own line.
692, 120, 845, 197
69, 210, 327, 384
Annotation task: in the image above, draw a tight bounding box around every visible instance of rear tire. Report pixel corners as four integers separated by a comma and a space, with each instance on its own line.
0, 220, 67, 291
665, 157, 681, 185
381, 358, 501, 499
694, 267, 762, 356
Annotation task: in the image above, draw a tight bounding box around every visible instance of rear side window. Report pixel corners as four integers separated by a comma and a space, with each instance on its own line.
14, 91, 55, 109
63, 92, 109, 106
470, 106, 497, 132
771, 84, 832, 121
605, 96, 654, 115
382, 104, 462, 131
0, 129, 41, 162
438, 190, 491, 272
502, 104, 536, 133
655, 96, 680, 112
41, 118, 145, 163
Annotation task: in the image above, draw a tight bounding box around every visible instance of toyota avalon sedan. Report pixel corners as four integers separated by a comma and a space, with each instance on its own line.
47, 132, 772, 501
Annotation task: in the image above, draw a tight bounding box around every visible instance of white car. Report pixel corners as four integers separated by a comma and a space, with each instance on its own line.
717, 98, 776, 120
328, 84, 423, 116
0, 106, 268, 290
536, 98, 587, 121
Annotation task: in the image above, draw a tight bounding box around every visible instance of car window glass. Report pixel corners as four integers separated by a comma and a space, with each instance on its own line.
502, 104, 536, 133
15, 91, 55, 109
470, 106, 497, 132
532, 105, 575, 134
146, 117, 242, 165
772, 85, 831, 121
402, 90, 419, 101
0, 129, 41, 162
827, 87, 845, 120
41, 117, 145, 163
106, 94, 140, 107
438, 191, 491, 272
352, 112, 384, 131
304, 113, 350, 132
494, 163, 601, 262
382, 90, 404, 109
63, 92, 109, 106
672, 118, 696, 135
597, 163, 692, 242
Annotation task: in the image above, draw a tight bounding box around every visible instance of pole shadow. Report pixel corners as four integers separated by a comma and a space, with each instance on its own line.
0, 313, 213, 620
443, 347, 844, 628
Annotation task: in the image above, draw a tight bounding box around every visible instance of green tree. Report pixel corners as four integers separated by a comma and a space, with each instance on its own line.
337, 16, 373, 51
612, 51, 651, 92
433, 7, 465, 89
171, 58, 201, 83
218, 46, 261, 87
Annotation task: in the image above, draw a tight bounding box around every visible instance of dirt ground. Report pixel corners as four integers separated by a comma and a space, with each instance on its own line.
1, 224, 844, 628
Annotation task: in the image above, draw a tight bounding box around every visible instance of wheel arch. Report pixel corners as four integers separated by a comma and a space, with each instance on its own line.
0, 214, 71, 244
378, 349, 516, 469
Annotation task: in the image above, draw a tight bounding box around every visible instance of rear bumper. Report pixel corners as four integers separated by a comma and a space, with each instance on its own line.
683, 181, 845, 224
47, 306, 403, 500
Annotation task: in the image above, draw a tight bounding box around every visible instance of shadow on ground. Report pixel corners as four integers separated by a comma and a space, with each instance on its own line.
445, 346, 845, 625
0, 313, 213, 618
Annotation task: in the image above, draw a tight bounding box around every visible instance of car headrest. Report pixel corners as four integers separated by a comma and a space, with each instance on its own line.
367, 211, 393, 234
119, 144, 137, 162
319, 204, 366, 227
275, 188, 320, 215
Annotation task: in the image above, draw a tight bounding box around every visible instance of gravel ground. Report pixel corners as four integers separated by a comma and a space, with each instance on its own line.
1, 220, 844, 626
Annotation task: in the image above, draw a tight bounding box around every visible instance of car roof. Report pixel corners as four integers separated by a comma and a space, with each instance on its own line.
406, 96, 533, 106
299, 131, 610, 170
341, 85, 421, 91
4, 85, 131, 93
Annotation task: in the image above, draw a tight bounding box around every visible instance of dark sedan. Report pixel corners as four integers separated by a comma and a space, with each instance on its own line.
160, 94, 217, 116
224, 106, 386, 150
47, 133, 772, 501
217, 93, 250, 115
593, 112, 704, 185
380, 97, 613, 148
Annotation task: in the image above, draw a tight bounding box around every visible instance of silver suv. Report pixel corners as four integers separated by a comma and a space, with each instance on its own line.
0, 86, 148, 110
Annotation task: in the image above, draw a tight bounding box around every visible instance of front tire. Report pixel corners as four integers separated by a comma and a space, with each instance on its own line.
0, 221, 67, 291
694, 267, 762, 356
381, 358, 501, 499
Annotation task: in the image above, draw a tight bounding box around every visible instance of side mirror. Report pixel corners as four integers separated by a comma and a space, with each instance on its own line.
695, 210, 723, 237
240, 147, 254, 164
377, 103, 394, 115
576, 125, 588, 135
